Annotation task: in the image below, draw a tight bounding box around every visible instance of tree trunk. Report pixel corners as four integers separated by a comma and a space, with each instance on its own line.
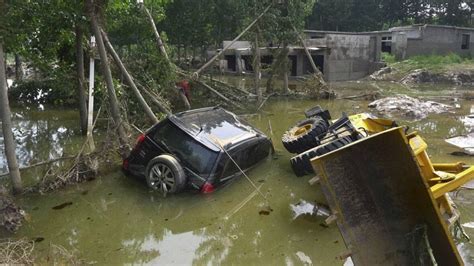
14, 54, 22, 81
254, 27, 262, 102
283, 71, 289, 94
75, 25, 88, 135
177, 45, 181, 64
87, 0, 129, 158
101, 29, 159, 124
0, 43, 22, 193
282, 44, 290, 94
266, 69, 274, 93
142, 5, 169, 61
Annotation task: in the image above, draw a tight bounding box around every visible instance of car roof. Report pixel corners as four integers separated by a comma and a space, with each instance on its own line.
168, 107, 264, 151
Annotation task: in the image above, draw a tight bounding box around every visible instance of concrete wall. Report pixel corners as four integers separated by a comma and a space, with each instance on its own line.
324, 34, 376, 81
391, 26, 474, 58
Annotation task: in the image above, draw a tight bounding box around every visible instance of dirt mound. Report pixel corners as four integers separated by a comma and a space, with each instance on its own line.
368, 95, 454, 119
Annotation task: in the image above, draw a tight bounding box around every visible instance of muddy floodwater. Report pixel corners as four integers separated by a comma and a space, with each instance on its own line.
2, 80, 474, 264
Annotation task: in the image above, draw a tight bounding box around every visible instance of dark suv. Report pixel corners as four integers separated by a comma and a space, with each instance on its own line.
123, 107, 273, 195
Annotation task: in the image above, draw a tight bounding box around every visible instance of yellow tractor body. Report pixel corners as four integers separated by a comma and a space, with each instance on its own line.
310, 114, 474, 265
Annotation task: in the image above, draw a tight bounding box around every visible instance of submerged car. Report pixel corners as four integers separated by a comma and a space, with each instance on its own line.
123, 107, 273, 195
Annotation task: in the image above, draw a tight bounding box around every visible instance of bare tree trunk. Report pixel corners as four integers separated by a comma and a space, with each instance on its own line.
141, 4, 169, 61
101, 29, 159, 123
282, 44, 290, 94
14, 54, 22, 81
254, 27, 262, 102
283, 71, 289, 94
87, 0, 129, 158
75, 25, 88, 135
293, 25, 327, 87
177, 45, 181, 64
0, 43, 22, 193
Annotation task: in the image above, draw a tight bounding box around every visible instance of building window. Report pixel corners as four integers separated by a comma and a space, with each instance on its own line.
381, 36, 392, 53
462, 34, 470, 50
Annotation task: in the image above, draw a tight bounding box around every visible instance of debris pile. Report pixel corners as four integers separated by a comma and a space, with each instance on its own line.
0, 238, 34, 264
290, 200, 331, 219
401, 69, 474, 85
370, 66, 394, 81
368, 95, 454, 119
0, 189, 26, 232
300, 74, 336, 99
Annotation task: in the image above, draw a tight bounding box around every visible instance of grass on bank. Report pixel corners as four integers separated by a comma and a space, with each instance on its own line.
382, 52, 474, 74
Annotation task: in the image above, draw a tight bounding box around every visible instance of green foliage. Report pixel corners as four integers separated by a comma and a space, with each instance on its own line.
307, 0, 473, 31
382, 52, 396, 64
404, 54, 467, 70
387, 53, 474, 73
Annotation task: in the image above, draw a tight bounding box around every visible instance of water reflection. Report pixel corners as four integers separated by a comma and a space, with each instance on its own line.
0, 108, 81, 176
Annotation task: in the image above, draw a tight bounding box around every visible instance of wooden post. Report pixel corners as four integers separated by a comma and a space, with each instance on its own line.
0, 42, 22, 193
87, 35, 96, 152
101, 29, 159, 124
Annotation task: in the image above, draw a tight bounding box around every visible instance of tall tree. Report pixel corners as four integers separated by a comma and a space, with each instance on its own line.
87, 0, 130, 158
75, 24, 88, 135
0, 43, 22, 193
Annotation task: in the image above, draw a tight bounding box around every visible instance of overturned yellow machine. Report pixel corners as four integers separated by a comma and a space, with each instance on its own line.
311, 113, 473, 265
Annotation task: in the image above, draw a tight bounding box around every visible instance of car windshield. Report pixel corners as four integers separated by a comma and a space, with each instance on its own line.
153, 121, 219, 175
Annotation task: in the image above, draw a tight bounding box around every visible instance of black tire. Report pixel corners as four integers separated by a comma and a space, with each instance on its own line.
282, 117, 329, 154
145, 155, 186, 195
290, 136, 354, 177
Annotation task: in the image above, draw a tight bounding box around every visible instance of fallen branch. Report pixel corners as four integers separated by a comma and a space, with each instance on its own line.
257, 93, 275, 112
101, 28, 159, 124
0, 238, 34, 264
176, 70, 243, 109
340, 92, 380, 100
193, 4, 272, 78
0, 155, 77, 178
202, 75, 252, 96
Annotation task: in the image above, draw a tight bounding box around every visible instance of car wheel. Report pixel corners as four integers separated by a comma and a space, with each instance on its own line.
282, 117, 329, 154
145, 155, 186, 196
290, 135, 354, 177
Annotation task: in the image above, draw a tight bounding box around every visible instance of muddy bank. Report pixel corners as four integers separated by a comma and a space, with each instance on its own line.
370, 67, 474, 85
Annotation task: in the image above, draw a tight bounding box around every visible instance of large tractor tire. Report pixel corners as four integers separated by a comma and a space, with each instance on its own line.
290, 135, 354, 177
282, 117, 329, 154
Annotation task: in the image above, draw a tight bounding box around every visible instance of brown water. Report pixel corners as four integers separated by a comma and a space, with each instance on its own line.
2, 80, 474, 264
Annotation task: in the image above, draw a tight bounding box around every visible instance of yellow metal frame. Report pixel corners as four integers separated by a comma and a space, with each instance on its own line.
349, 113, 474, 224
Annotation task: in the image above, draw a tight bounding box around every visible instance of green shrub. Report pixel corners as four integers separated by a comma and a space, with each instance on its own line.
382, 52, 396, 64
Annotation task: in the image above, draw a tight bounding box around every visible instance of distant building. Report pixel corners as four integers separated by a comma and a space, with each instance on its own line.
214, 24, 474, 82
388, 24, 474, 60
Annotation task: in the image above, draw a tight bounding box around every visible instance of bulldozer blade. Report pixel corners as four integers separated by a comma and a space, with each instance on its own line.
312, 127, 462, 266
